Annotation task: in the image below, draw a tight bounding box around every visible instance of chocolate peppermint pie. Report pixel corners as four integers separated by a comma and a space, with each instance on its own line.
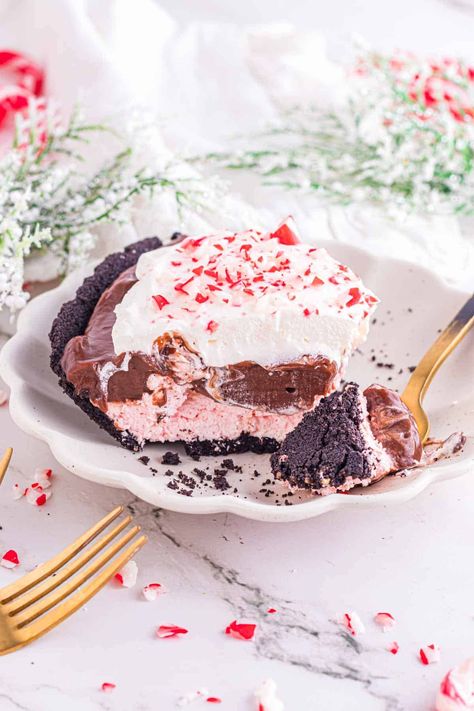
50, 220, 379, 456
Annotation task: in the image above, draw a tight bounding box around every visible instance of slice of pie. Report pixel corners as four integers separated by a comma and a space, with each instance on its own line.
50, 220, 378, 456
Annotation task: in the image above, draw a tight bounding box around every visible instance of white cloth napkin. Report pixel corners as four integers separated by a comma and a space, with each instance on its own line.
0, 0, 472, 291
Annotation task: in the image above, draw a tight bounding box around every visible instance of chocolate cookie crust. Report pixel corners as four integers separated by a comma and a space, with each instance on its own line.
184, 433, 279, 460
271, 382, 373, 490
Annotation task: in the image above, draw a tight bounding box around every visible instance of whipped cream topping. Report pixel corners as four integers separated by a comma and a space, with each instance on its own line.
112, 220, 378, 368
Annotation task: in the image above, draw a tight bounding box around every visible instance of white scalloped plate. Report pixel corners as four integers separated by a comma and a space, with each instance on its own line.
1, 241, 473, 521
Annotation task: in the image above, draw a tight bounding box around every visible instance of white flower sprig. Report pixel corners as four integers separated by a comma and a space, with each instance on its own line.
196, 50, 474, 220
0, 101, 224, 311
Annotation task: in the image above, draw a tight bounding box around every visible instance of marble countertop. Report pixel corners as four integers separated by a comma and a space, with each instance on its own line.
1, 368, 473, 711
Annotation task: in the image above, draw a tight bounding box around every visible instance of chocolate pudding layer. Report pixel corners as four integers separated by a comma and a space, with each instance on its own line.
61, 267, 339, 414
60, 266, 155, 408
364, 384, 423, 468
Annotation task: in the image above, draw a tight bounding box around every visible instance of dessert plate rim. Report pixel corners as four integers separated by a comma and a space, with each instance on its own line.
1, 241, 472, 522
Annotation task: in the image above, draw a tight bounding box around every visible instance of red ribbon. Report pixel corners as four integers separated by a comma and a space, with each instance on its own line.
0, 50, 44, 128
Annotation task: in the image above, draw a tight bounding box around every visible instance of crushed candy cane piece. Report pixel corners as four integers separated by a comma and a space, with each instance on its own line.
206, 320, 219, 334
177, 689, 210, 707
225, 619, 256, 641
420, 644, 441, 665
101, 683, 116, 692
142, 583, 163, 601
25, 484, 41, 501
255, 679, 284, 711
13, 467, 54, 506
36, 492, 49, 506
436, 657, 474, 711
267, 608, 277, 614
25, 485, 51, 506
152, 294, 170, 310
270, 217, 301, 246
11, 483, 24, 500
156, 624, 188, 639
114, 560, 138, 588
388, 641, 400, 655
374, 612, 396, 631
34, 467, 52, 488
1, 549, 19, 568
206, 698, 222, 704
0, 389, 8, 406
341, 611, 366, 636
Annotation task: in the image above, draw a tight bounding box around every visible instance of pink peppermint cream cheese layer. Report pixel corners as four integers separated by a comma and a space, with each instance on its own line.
107, 374, 304, 445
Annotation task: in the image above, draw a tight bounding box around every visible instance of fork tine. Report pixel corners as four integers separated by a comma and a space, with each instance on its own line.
9, 534, 147, 652
12, 526, 142, 628
0, 448, 13, 486
0, 506, 124, 604
5, 515, 133, 615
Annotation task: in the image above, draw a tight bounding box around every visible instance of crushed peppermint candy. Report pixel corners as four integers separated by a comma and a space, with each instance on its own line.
0, 389, 8, 406
206, 320, 219, 334
33, 468, 52, 488
374, 612, 396, 631
269, 216, 300, 245
35, 492, 49, 506
142, 583, 163, 601
152, 294, 169, 310
436, 657, 474, 710
388, 641, 400, 655
25, 484, 51, 506
114, 560, 138, 588
156, 624, 188, 639
1, 549, 20, 568
13, 467, 55, 506
420, 644, 441, 665
225, 619, 256, 641
255, 679, 284, 711
206, 698, 222, 704
177, 688, 210, 707
267, 608, 277, 614
101, 683, 116, 693
341, 611, 366, 636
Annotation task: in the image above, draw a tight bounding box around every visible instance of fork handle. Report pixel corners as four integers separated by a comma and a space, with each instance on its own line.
402, 292, 474, 405
0, 448, 13, 487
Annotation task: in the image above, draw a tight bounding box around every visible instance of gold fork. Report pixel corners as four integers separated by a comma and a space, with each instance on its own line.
0, 460, 147, 654
402, 293, 474, 443
0, 448, 12, 486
